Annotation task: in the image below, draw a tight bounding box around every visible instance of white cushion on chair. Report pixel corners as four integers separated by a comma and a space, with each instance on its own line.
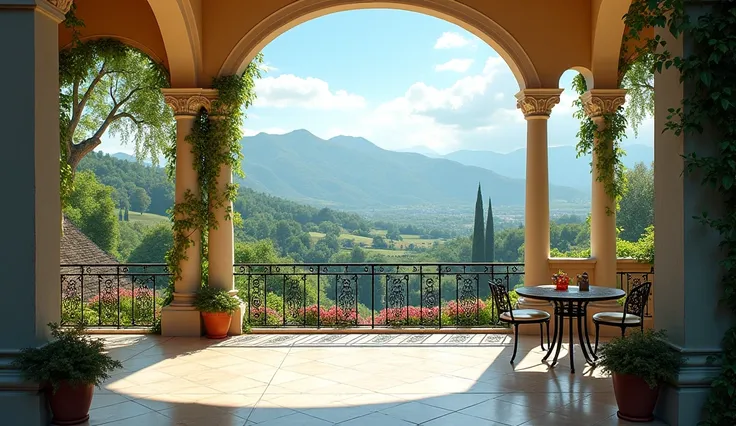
593, 312, 642, 324
500, 309, 550, 322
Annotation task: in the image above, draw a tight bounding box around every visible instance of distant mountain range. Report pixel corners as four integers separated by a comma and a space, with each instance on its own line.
439, 144, 653, 190
237, 130, 587, 209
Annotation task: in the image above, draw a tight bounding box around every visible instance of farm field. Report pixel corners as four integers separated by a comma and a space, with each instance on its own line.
123, 211, 169, 224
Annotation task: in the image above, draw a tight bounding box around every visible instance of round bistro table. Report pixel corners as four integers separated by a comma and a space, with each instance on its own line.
515, 285, 625, 373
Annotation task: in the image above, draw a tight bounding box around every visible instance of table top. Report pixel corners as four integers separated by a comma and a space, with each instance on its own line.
515, 285, 625, 302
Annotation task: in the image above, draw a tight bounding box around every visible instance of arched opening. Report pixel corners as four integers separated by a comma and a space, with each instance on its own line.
218, 0, 540, 90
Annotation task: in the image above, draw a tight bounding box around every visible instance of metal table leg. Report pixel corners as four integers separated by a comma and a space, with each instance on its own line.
568, 301, 575, 373
576, 301, 596, 365
542, 304, 559, 362
550, 302, 565, 367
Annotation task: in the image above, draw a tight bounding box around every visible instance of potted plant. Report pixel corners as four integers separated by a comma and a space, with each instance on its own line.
194, 285, 240, 339
597, 329, 684, 422
12, 323, 122, 425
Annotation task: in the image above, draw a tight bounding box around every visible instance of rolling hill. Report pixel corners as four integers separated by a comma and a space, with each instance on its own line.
443, 144, 653, 190
239, 130, 587, 209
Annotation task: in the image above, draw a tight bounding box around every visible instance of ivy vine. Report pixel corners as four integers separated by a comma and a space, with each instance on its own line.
572, 76, 629, 214
162, 55, 263, 306
624, 0, 736, 424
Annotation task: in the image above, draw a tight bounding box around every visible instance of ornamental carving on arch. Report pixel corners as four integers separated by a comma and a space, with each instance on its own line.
516, 94, 561, 118
46, 0, 73, 14
581, 91, 627, 118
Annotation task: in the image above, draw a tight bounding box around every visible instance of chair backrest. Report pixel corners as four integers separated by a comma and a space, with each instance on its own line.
489, 282, 513, 321
623, 281, 652, 321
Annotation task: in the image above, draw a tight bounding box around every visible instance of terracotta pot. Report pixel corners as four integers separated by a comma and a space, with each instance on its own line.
201, 312, 232, 339
46, 381, 94, 425
612, 373, 660, 422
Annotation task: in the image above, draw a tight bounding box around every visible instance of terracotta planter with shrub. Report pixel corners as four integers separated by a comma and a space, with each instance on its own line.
201, 311, 233, 339
12, 324, 122, 426
612, 373, 660, 422
194, 286, 241, 339
47, 382, 95, 425
597, 329, 683, 424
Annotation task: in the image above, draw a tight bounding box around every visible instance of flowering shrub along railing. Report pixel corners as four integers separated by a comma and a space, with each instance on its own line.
234, 263, 523, 328
61, 264, 169, 328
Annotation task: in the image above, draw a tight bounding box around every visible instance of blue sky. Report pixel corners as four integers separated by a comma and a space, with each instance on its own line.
103, 9, 653, 156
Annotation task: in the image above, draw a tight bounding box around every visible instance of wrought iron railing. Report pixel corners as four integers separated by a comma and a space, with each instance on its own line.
234, 263, 524, 328
616, 268, 654, 317
60, 264, 169, 328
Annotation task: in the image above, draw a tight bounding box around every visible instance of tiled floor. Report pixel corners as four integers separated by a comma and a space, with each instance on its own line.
81, 333, 669, 426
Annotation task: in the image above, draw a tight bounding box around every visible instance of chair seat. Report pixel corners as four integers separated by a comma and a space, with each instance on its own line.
593, 312, 642, 325
500, 309, 550, 322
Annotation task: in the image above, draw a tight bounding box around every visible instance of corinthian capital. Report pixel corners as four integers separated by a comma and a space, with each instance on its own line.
581, 89, 627, 118
46, 0, 73, 14
161, 88, 219, 117
515, 89, 564, 118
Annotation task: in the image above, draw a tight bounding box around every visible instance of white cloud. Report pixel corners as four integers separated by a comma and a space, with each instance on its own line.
434, 32, 472, 49
258, 63, 279, 73
254, 74, 365, 110
435, 58, 474, 73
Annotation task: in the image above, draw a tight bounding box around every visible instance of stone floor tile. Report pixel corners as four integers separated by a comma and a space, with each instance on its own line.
419, 393, 494, 412
459, 397, 549, 426
96, 411, 174, 426
594, 414, 669, 425
338, 412, 415, 426
256, 412, 332, 425
421, 411, 507, 425
89, 400, 153, 425
379, 400, 452, 424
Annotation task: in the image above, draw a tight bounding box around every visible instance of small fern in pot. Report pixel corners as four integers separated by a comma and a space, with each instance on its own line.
13, 323, 122, 425
597, 329, 684, 422
194, 285, 240, 339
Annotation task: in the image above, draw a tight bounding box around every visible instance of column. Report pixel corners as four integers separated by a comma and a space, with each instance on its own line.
207, 117, 244, 335
515, 89, 562, 287
653, 7, 730, 424
581, 90, 626, 288
0, 1, 67, 424
159, 89, 216, 336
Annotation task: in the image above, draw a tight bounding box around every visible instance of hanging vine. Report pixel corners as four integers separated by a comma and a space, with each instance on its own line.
162, 54, 264, 306
572, 76, 630, 213
624, 0, 736, 424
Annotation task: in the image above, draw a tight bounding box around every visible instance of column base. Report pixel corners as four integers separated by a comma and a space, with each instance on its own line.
0, 384, 49, 426
161, 305, 202, 337
655, 348, 720, 426
228, 302, 246, 336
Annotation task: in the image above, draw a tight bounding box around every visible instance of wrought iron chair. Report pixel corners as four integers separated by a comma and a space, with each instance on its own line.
593, 281, 652, 354
489, 283, 550, 364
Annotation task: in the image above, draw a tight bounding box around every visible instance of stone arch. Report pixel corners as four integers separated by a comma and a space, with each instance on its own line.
147, 0, 202, 87
590, 0, 633, 89
217, 0, 541, 90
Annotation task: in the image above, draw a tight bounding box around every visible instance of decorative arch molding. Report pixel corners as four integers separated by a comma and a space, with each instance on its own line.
590, 0, 633, 89
147, 0, 202, 87
218, 0, 541, 89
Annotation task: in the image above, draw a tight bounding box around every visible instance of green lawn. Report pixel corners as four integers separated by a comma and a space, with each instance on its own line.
124, 211, 169, 224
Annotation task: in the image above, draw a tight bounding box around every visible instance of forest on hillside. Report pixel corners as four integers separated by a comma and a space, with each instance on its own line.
69, 152, 653, 267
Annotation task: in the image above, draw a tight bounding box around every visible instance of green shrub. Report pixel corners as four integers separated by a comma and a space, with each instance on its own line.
597, 329, 684, 389
193, 286, 240, 314
12, 323, 122, 392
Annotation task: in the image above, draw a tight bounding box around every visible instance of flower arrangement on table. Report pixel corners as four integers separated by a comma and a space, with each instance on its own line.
552, 270, 570, 291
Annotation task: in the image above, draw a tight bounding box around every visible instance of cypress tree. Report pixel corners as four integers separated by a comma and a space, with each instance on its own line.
471, 184, 485, 262
124, 207, 129, 222
119, 209, 123, 221
485, 197, 495, 262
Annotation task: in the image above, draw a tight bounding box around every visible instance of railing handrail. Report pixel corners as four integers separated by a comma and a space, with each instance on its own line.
233, 262, 523, 266
61, 263, 168, 267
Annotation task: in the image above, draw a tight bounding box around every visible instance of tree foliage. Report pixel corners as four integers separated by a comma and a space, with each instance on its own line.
617, 162, 654, 242
471, 184, 485, 262
60, 37, 173, 171
485, 197, 495, 262
64, 170, 120, 256
127, 224, 173, 264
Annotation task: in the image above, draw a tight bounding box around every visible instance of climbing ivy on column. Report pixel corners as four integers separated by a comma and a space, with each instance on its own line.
164, 55, 264, 305
624, 0, 736, 423
572, 77, 629, 213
